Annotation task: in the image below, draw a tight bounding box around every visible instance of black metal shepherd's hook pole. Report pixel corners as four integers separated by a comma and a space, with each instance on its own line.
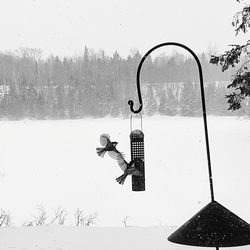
128, 42, 215, 202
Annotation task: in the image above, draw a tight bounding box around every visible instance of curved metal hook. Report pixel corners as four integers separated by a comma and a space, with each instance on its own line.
128, 42, 215, 202
128, 42, 205, 113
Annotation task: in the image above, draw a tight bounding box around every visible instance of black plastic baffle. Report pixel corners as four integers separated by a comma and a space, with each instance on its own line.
168, 201, 250, 247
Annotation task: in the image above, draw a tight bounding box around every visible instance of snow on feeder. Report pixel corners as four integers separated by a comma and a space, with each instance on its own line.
128, 42, 250, 248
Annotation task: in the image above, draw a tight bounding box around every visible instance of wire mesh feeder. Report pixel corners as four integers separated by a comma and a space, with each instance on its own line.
130, 115, 145, 191
127, 42, 250, 249
130, 129, 145, 191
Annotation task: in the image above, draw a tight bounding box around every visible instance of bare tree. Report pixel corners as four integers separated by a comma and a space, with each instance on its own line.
50, 207, 67, 225
74, 208, 84, 226
22, 221, 34, 227
122, 216, 130, 227
83, 213, 97, 227
0, 209, 12, 227
33, 206, 47, 226
74, 209, 97, 226
156, 218, 163, 226
14, 47, 42, 61
23, 206, 48, 227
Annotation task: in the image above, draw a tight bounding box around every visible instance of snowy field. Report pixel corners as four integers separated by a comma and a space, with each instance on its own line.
1, 225, 250, 250
0, 226, 177, 250
0, 115, 250, 249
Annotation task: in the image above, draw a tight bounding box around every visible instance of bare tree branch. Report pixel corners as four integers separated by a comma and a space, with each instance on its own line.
50, 207, 67, 225
122, 216, 130, 227
74, 209, 97, 226
74, 208, 84, 226
83, 213, 97, 226
33, 206, 47, 226
0, 209, 12, 227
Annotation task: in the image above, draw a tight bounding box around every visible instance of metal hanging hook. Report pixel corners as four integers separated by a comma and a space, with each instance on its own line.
128, 42, 215, 202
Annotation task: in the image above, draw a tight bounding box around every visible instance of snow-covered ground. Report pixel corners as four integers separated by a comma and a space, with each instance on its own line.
0, 225, 250, 250
0, 115, 250, 229
0, 226, 180, 250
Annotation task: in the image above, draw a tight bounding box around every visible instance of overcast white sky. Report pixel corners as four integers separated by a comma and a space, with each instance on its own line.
0, 0, 248, 58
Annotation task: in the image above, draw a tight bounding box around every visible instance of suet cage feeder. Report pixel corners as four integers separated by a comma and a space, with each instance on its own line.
130, 114, 145, 191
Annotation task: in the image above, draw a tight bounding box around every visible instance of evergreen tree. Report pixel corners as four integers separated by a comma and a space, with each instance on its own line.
241, 97, 250, 117
210, 0, 250, 110
145, 85, 157, 116
192, 83, 202, 116
179, 82, 199, 116
55, 85, 66, 119
205, 82, 218, 115
0, 46, 239, 120
159, 88, 168, 115
6, 85, 24, 119
83, 46, 89, 66
159, 87, 178, 116
36, 90, 46, 119
66, 86, 76, 119
213, 84, 228, 116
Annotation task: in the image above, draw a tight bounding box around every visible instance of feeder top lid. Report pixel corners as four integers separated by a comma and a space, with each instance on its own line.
130, 129, 144, 139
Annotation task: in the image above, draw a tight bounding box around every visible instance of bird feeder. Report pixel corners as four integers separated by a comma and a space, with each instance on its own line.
128, 42, 250, 248
130, 114, 145, 191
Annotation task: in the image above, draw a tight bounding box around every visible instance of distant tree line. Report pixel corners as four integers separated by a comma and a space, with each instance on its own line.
0, 46, 249, 120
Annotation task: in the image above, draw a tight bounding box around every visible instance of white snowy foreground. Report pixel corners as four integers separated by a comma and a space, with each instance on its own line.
0, 225, 250, 250
0, 226, 181, 250
0, 115, 250, 229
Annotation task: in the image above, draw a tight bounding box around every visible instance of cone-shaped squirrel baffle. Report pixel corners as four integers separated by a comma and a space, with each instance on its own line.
168, 201, 250, 247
